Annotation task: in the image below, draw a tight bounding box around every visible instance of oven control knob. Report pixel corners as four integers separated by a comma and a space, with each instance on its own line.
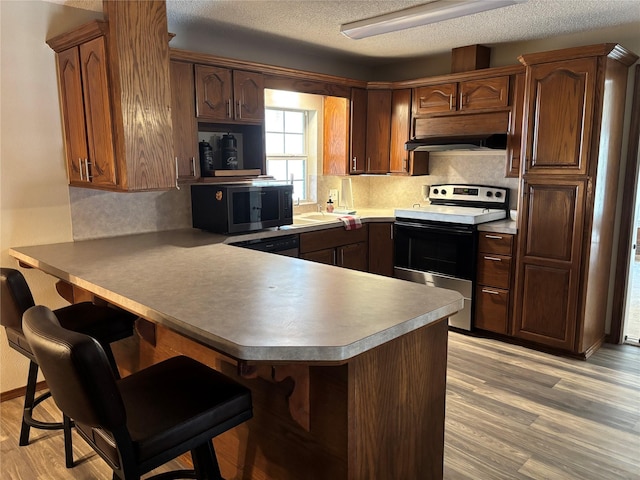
433, 188, 439, 195
495, 191, 502, 198
486, 191, 493, 197
440, 189, 447, 195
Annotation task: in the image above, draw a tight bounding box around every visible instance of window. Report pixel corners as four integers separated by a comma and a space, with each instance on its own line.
265, 108, 308, 201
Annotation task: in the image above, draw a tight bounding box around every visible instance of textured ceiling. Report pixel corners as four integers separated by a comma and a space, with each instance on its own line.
52, 0, 640, 62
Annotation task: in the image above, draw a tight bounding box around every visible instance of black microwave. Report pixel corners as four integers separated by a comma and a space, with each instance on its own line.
191, 184, 294, 234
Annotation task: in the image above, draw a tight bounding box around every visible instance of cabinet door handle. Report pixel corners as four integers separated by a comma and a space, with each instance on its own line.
484, 256, 502, 262
78, 158, 84, 180
352, 157, 357, 171
485, 234, 503, 239
367, 157, 371, 171
403, 158, 407, 172
449, 93, 454, 110
482, 288, 501, 295
227, 99, 232, 118
191, 157, 196, 176
341, 249, 344, 265
236, 99, 242, 119
175, 157, 180, 190
333, 250, 337, 265
390, 224, 394, 240
84, 159, 91, 180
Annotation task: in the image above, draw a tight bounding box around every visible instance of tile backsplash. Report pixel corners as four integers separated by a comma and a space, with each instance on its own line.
70, 153, 518, 240
317, 153, 519, 210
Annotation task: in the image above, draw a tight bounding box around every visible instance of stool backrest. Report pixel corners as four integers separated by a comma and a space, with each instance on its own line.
1, 268, 36, 331
23, 305, 127, 431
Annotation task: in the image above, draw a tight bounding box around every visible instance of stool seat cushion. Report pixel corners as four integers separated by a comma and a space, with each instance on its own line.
76, 355, 252, 466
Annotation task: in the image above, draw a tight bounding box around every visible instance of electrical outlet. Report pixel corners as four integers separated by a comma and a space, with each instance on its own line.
329, 189, 339, 203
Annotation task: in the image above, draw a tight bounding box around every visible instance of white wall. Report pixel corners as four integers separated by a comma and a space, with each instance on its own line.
0, 1, 100, 393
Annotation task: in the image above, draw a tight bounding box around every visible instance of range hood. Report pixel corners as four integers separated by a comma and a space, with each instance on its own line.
405, 111, 510, 152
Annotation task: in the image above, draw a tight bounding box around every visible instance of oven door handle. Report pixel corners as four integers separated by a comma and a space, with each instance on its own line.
394, 220, 473, 235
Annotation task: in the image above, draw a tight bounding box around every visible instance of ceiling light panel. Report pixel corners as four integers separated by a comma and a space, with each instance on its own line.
341, 0, 525, 40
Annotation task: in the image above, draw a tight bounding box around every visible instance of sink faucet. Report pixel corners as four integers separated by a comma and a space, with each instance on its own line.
317, 204, 324, 215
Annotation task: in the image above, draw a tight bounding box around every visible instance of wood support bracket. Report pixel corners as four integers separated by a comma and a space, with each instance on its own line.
274, 365, 311, 431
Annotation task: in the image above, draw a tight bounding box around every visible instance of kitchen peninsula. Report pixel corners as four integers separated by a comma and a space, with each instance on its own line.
9, 229, 463, 479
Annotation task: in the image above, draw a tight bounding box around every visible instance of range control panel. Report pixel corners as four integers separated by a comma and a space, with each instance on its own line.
428, 184, 509, 207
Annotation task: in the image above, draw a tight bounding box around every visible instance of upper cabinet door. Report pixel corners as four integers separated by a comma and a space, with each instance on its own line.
389, 89, 411, 175
57, 47, 89, 184
413, 83, 457, 115
459, 76, 509, 111
350, 88, 367, 174
170, 61, 199, 180
523, 58, 597, 176
365, 89, 392, 174
79, 37, 117, 188
233, 70, 264, 122
195, 65, 233, 121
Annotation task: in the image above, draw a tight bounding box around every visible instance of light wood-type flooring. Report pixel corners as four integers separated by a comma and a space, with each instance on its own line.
1, 332, 638, 479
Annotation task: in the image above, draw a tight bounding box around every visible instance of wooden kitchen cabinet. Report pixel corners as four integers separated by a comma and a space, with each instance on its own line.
513, 43, 638, 357
195, 65, 264, 123
47, 2, 175, 191
389, 89, 411, 175
300, 225, 369, 271
368, 222, 394, 277
413, 76, 509, 116
55, 35, 117, 188
475, 232, 515, 335
522, 57, 597, 176
506, 72, 525, 178
348, 88, 391, 174
170, 60, 199, 180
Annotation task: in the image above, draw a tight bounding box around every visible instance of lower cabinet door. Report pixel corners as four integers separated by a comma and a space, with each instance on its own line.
475, 286, 509, 334
338, 242, 368, 271
300, 248, 335, 266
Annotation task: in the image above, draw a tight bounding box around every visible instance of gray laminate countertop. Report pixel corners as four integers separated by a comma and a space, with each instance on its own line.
10, 229, 462, 363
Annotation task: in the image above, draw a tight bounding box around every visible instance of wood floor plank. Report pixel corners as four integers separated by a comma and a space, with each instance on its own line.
2, 332, 639, 479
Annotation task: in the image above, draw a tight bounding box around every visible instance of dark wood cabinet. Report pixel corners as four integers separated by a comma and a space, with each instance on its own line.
475, 232, 515, 335
300, 226, 369, 272
413, 83, 457, 115
514, 178, 585, 350
348, 88, 391, 174
349, 88, 367, 173
522, 58, 597, 176
506, 73, 525, 178
47, 2, 175, 191
459, 76, 509, 111
364, 89, 392, 173
513, 44, 638, 357
389, 89, 411, 175
195, 65, 264, 123
56, 36, 117, 188
170, 61, 199, 180
368, 222, 394, 277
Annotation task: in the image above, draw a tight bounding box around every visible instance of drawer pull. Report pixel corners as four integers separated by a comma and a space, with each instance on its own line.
482, 289, 501, 295
484, 256, 502, 262
485, 234, 503, 239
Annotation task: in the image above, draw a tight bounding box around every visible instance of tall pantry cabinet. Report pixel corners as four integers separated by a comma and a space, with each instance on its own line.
513, 44, 638, 356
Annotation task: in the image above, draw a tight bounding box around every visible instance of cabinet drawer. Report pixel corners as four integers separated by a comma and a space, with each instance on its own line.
475, 286, 509, 334
477, 254, 511, 289
478, 232, 513, 255
299, 225, 368, 254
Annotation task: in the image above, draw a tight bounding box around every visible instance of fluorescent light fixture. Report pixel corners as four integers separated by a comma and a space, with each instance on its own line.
340, 0, 524, 40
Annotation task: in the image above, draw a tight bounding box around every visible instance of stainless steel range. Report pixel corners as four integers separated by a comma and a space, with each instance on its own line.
394, 184, 509, 331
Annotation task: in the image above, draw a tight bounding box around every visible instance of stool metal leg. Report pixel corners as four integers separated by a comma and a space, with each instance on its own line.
63, 414, 74, 468
19, 361, 39, 446
191, 440, 223, 480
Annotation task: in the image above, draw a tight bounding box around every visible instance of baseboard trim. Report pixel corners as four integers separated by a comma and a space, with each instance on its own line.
1, 381, 47, 403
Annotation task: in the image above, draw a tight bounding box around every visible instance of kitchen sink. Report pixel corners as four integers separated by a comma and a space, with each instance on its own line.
292, 212, 347, 225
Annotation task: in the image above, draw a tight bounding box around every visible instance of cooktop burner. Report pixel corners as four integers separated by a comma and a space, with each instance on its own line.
395, 184, 509, 225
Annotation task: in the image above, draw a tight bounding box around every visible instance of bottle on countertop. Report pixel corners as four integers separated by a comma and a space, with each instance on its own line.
326, 198, 334, 213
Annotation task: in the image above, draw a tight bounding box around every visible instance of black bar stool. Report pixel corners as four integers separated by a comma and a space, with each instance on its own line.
23, 305, 253, 480
0, 267, 137, 468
